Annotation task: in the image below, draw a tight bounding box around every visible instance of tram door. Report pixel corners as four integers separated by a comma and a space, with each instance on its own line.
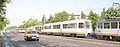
95, 23, 103, 35
35, 27, 41, 33
118, 22, 120, 36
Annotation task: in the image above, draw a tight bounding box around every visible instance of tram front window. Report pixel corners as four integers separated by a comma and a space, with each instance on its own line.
79, 23, 84, 28
85, 21, 90, 29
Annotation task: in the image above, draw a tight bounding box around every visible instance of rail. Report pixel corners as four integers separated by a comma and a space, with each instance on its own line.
0, 33, 20, 47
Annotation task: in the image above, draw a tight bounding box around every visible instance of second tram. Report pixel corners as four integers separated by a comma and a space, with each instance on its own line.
95, 18, 120, 40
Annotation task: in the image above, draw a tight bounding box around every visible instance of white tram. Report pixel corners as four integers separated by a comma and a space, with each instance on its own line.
95, 18, 120, 40
28, 25, 42, 33
42, 19, 93, 37
17, 28, 26, 33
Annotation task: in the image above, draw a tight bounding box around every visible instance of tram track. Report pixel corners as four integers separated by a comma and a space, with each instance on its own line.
3, 32, 120, 47
39, 35, 120, 46
6, 33, 49, 47
3, 33, 21, 47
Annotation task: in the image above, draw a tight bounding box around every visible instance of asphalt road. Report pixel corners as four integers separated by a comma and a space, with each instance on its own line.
5, 33, 120, 47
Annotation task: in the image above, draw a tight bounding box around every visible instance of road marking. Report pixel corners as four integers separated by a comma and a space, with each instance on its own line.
40, 35, 120, 47
65, 43, 79, 46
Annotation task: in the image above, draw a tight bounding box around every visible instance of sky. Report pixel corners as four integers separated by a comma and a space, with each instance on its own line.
6, 0, 120, 26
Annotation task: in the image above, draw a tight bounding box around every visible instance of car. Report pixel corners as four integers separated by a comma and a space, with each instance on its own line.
24, 31, 39, 41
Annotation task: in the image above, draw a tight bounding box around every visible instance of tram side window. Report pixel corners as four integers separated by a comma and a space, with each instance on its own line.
79, 23, 84, 28
68, 23, 77, 28
71, 23, 77, 28
63, 23, 77, 29
111, 22, 117, 29
53, 25, 60, 29
104, 23, 110, 29
63, 24, 68, 29
44, 25, 51, 29
35, 27, 40, 30
119, 22, 120, 28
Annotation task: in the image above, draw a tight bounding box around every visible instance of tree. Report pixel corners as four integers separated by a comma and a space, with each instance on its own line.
0, 0, 11, 30
88, 10, 100, 30
70, 15, 76, 20
0, 16, 9, 30
100, 8, 106, 19
46, 14, 53, 23
42, 15, 45, 25
0, 0, 11, 15
21, 19, 41, 28
50, 11, 69, 23
104, 7, 120, 19
69, 13, 76, 20
100, 3, 120, 19
81, 11, 86, 19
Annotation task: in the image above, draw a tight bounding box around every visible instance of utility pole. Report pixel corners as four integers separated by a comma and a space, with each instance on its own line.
112, 2, 120, 8
42, 14, 45, 25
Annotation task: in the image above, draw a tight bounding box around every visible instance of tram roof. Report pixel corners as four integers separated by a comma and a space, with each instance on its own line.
43, 19, 91, 25
62, 19, 90, 23
98, 18, 120, 23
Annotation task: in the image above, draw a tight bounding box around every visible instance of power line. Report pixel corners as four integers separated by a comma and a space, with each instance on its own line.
80, 0, 105, 8
73, 0, 106, 10
112, 2, 120, 8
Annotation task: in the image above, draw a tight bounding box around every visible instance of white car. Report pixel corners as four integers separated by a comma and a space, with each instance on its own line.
24, 31, 39, 41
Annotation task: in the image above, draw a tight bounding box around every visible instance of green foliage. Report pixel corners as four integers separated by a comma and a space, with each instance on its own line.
101, 7, 120, 19
70, 15, 76, 20
0, 0, 10, 30
42, 15, 45, 25
0, 16, 9, 30
88, 10, 100, 29
100, 8, 105, 19
21, 19, 41, 28
46, 15, 53, 23
50, 11, 69, 23
0, 0, 11, 15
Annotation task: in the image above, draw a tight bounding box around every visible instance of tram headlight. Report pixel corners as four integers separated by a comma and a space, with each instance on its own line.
27, 35, 30, 37
36, 35, 39, 37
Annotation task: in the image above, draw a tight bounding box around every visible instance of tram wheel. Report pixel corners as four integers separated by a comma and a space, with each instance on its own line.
95, 35, 103, 40
86, 34, 91, 38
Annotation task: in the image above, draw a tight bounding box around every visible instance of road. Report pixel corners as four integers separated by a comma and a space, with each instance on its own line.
5, 33, 120, 47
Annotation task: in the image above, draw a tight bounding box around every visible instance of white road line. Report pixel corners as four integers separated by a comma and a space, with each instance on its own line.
65, 43, 79, 46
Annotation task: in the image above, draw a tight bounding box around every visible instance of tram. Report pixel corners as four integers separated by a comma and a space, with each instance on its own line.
42, 19, 93, 37
95, 17, 120, 40
28, 25, 42, 33
17, 28, 26, 33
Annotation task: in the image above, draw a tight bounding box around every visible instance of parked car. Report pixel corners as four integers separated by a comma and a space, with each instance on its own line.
24, 31, 39, 41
